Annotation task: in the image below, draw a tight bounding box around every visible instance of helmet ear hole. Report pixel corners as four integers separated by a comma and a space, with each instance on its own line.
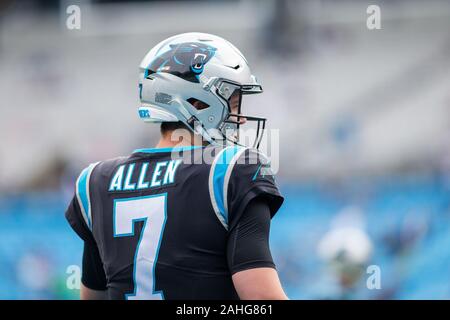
187, 98, 210, 110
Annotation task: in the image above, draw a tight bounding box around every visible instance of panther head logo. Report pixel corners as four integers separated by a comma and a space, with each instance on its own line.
146, 42, 217, 83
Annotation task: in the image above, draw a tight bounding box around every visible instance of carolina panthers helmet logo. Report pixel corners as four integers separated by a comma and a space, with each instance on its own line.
146, 42, 216, 83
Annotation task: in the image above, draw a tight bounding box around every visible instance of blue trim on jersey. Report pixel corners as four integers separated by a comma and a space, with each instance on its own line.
212, 146, 243, 225
252, 164, 262, 181
133, 146, 203, 154
76, 165, 95, 229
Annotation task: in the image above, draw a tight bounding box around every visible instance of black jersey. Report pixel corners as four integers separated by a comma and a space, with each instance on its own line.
65, 145, 284, 300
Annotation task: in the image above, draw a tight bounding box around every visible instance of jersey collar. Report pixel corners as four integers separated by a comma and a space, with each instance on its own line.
133, 146, 203, 154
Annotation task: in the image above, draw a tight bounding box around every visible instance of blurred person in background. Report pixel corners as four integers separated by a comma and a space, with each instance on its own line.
317, 206, 373, 299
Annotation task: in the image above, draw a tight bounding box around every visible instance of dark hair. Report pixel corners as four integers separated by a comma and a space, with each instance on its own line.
160, 121, 189, 136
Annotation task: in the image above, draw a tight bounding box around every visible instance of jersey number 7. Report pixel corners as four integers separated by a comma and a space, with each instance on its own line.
113, 193, 167, 300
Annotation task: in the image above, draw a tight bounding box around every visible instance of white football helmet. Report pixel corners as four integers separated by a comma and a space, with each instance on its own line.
138, 32, 266, 148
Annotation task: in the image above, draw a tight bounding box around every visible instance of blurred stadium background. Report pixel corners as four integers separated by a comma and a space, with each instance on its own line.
1, 0, 450, 299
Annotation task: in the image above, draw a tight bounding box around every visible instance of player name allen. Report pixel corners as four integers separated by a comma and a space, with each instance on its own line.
108, 159, 182, 192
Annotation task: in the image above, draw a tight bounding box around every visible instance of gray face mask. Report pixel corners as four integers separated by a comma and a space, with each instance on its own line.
216, 80, 266, 149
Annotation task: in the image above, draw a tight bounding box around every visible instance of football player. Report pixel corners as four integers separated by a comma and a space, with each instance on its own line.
65, 32, 287, 300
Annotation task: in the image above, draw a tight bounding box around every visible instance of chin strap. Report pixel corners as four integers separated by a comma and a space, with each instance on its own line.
185, 113, 266, 150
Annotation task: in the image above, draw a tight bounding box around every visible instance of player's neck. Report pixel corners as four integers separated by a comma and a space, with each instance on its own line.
155, 132, 203, 149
